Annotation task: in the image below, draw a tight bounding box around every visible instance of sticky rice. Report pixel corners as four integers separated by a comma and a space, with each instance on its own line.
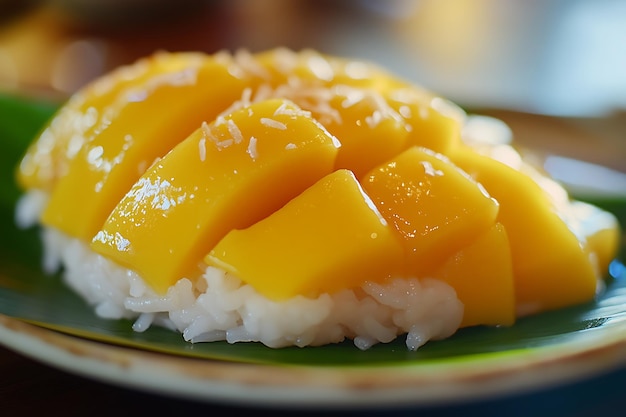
21, 219, 463, 350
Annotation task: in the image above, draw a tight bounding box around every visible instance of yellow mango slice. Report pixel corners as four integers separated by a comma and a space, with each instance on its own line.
324, 89, 411, 178
17, 52, 209, 191
450, 148, 598, 315
91, 99, 340, 294
252, 49, 463, 177
435, 223, 515, 328
206, 169, 405, 300
41, 56, 256, 240
362, 146, 499, 274
569, 200, 621, 275
385, 88, 464, 155
247, 50, 409, 177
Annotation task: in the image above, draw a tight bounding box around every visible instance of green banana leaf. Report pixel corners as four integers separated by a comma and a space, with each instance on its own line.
0, 92, 625, 367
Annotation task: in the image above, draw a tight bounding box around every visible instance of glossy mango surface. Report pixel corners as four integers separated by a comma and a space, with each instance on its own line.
362, 146, 499, 274
40, 55, 255, 240
91, 99, 340, 293
17, 52, 210, 191
206, 169, 404, 300
252, 48, 464, 178
450, 147, 599, 314
435, 223, 515, 327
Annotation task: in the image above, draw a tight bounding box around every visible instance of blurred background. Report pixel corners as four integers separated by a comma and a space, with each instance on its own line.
1, 0, 625, 115
0, 0, 624, 170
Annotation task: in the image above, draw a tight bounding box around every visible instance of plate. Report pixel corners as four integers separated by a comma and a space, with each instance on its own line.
0, 308, 626, 408
0, 93, 625, 408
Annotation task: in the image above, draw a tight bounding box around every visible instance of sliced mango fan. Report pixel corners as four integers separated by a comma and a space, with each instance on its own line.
1, 49, 624, 363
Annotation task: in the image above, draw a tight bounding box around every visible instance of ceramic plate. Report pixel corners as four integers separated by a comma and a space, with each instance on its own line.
1, 305, 626, 408
0, 93, 625, 408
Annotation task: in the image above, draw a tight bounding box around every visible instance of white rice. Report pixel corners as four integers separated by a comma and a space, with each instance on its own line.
23, 204, 464, 350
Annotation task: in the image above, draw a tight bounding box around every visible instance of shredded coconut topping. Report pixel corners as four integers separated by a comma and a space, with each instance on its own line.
246, 136, 258, 160
227, 119, 243, 144
201, 121, 232, 150
198, 137, 206, 162
260, 117, 287, 130
273, 101, 311, 118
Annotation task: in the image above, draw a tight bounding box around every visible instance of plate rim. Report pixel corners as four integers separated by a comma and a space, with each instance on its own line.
1, 313, 626, 409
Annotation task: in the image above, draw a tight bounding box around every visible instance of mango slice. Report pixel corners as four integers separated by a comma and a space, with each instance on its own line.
91, 99, 340, 294
40, 56, 255, 240
17, 52, 209, 191
326, 89, 411, 178
450, 148, 598, 315
324, 88, 463, 178
252, 48, 464, 178
435, 223, 515, 328
206, 169, 405, 300
570, 200, 621, 275
362, 146, 499, 274
385, 89, 463, 155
